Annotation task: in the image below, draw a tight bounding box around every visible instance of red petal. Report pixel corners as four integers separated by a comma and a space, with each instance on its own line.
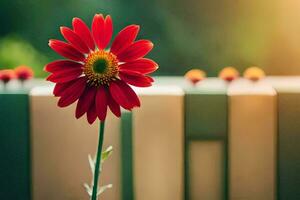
110, 25, 139, 55
118, 80, 141, 107
117, 40, 153, 62
60, 26, 90, 54
87, 103, 98, 124
92, 14, 113, 50
109, 81, 131, 109
103, 15, 113, 49
57, 77, 86, 107
109, 80, 140, 110
95, 85, 108, 121
118, 58, 158, 74
146, 76, 154, 82
107, 91, 121, 117
44, 60, 83, 73
49, 39, 85, 62
119, 71, 153, 87
53, 80, 76, 96
46, 68, 82, 83
76, 86, 97, 119
72, 17, 95, 50
92, 14, 104, 48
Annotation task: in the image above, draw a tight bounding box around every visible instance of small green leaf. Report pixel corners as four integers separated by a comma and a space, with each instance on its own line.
88, 154, 95, 174
84, 183, 113, 197
101, 146, 113, 162
83, 183, 92, 196
84, 146, 114, 197
97, 184, 113, 195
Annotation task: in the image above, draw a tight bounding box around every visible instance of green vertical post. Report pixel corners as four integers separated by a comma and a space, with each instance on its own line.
184, 82, 228, 200
121, 111, 134, 200
0, 91, 31, 200
277, 92, 300, 199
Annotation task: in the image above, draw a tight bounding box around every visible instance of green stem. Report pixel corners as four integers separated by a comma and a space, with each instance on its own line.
91, 121, 105, 200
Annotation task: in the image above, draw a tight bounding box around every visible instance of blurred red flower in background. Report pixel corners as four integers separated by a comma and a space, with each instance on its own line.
219, 66, 239, 82
15, 65, 34, 81
184, 69, 206, 85
45, 14, 158, 124
0, 69, 15, 84
243, 66, 265, 81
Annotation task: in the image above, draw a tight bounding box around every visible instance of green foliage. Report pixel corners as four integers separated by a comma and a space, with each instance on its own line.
0, 0, 279, 76
0, 35, 49, 77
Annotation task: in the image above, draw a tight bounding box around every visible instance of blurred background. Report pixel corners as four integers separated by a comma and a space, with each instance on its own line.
1, 0, 300, 77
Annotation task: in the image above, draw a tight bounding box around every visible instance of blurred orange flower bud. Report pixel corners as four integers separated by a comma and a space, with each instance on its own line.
243, 66, 265, 81
184, 69, 206, 85
219, 66, 239, 82
0, 69, 15, 84
15, 65, 34, 81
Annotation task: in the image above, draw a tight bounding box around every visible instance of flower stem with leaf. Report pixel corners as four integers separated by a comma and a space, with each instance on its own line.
91, 121, 105, 200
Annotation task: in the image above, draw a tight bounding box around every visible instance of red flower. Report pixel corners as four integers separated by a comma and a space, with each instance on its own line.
45, 14, 158, 124
0, 69, 15, 84
15, 65, 34, 81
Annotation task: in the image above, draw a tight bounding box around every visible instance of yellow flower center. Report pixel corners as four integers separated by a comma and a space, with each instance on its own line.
83, 50, 119, 86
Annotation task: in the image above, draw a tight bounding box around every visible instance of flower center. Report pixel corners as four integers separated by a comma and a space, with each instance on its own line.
83, 50, 119, 86
93, 59, 108, 74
